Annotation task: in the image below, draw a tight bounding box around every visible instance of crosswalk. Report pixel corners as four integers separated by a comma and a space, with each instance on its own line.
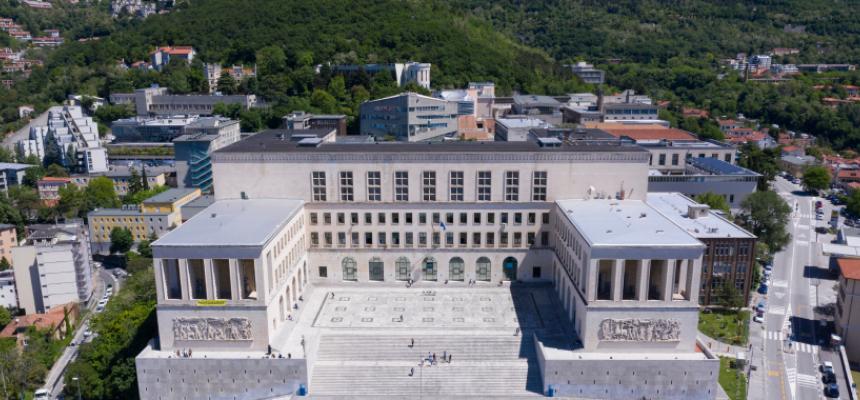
770, 279, 788, 288
809, 285, 817, 306
766, 330, 785, 341
768, 306, 786, 315
794, 342, 817, 353
796, 372, 819, 388
764, 331, 818, 353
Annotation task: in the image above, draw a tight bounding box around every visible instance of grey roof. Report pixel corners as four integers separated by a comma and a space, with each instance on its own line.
513, 95, 561, 107
142, 188, 199, 204
151, 95, 252, 105
215, 130, 649, 154
184, 117, 238, 130
0, 162, 36, 171
180, 194, 214, 221
556, 198, 703, 248
88, 208, 170, 216
153, 199, 303, 248
646, 193, 755, 239
688, 157, 760, 176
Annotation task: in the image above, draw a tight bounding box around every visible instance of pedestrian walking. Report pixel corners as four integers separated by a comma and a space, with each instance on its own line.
410, 338, 414, 347
433, 353, 436, 363
448, 354, 452, 363
443, 350, 447, 360
410, 367, 414, 376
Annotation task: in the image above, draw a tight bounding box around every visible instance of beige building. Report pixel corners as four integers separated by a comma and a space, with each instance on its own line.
0, 224, 16, 266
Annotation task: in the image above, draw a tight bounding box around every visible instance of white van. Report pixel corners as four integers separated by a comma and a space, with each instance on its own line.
34, 388, 50, 399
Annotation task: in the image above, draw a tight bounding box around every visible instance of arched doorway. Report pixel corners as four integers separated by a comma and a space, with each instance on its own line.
503, 257, 518, 281
369, 257, 384, 281
423, 257, 437, 281
476, 257, 491, 281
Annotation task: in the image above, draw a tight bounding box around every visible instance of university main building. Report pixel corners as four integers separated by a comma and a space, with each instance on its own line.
136, 130, 732, 399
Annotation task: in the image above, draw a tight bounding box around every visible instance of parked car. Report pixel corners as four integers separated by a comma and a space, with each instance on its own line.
822, 370, 836, 384
816, 226, 829, 234
758, 284, 768, 295
824, 382, 839, 398
753, 316, 764, 323
83, 329, 92, 338
763, 263, 773, 271
34, 389, 50, 400
820, 361, 834, 374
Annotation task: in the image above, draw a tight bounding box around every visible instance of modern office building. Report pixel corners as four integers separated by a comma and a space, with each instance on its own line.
11, 223, 93, 314
110, 116, 198, 142
0, 162, 34, 194
110, 85, 258, 117
0, 270, 17, 309
648, 157, 760, 209
16, 105, 108, 173
135, 131, 720, 399
173, 117, 241, 192
359, 92, 459, 141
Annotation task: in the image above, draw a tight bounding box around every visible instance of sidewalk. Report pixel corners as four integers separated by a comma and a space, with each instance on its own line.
699, 329, 767, 400
698, 331, 748, 358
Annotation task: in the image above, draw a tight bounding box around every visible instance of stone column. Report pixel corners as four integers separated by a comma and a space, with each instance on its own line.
230, 259, 240, 301
638, 259, 649, 302
612, 259, 623, 301
178, 258, 190, 301
586, 259, 598, 302
153, 258, 164, 301
689, 258, 702, 304
204, 259, 214, 300
663, 259, 674, 302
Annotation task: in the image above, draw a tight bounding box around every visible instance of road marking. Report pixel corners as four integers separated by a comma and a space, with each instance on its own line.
795, 342, 818, 354
768, 370, 781, 377
809, 285, 817, 307
796, 373, 819, 388
797, 224, 809, 230
769, 306, 786, 316
796, 241, 809, 247
786, 367, 797, 398
771, 280, 788, 288
767, 331, 785, 340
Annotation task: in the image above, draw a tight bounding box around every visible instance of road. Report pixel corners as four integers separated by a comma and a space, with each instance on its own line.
45, 264, 120, 399
1, 106, 58, 151
755, 176, 849, 400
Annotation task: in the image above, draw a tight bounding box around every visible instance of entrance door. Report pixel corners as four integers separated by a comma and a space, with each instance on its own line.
503, 257, 518, 281
369, 258, 384, 281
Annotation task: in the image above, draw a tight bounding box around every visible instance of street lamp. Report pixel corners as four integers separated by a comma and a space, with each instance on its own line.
72, 376, 81, 400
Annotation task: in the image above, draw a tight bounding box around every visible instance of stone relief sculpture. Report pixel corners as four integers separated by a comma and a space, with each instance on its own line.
173, 317, 253, 341
598, 318, 681, 342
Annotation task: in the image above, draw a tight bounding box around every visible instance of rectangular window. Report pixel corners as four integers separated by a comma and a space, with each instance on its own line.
422, 171, 436, 201
459, 213, 467, 225
541, 231, 549, 246
542, 212, 549, 224
337, 232, 347, 247
323, 213, 331, 225
445, 232, 454, 247
432, 232, 440, 246
514, 213, 523, 225
163, 259, 182, 299
432, 213, 441, 224
324, 232, 332, 247
477, 171, 492, 201
310, 232, 319, 247
459, 232, 467, 247
472, 232, 481, 247
527, 212, 536, 225
392, 213, 400, 224
337, 213, 345, 225
419, 232, 428, 247
365, 232, 373, 246
405, 213, 413, 224
319, 266, 328, 278
405, 232, 414, 247
212, 259, 231, 300
449, 171, 464, 201
392, 232, 400, 246
505, 171, 519, 201
378, 232, 386, 246
312, 171, 327, 201
310, 213, 318, 225
486, 232, 495, 246
446, 213, 454, 224
473, 213, 481, 224
394, 171, 409, 202
487, 213, 495, 224
514, 232, 523, 247
364, 212, 372, 224
351, 232, 359, 246
339, 171, 354, 201
378, 212, 386, 224
239, 259, 257, 300
419, 213, 427, 224
350, 212, 359, 225
658, 154, 666, 166
527, 232, 535, 246
367, 171, 381, 201
532, 171, 547, 201
671, 154, 679, 166
500, 232, 509, 247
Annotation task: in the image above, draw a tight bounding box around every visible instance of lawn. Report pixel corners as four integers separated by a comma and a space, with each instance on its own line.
699, 309, 750, 346
719, 356, 747, 400
852, 370, 860, 399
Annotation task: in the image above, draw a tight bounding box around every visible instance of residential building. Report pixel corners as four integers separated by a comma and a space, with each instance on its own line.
0, 303, 78, 346
150, 46, 195, 70
568, 61, 605, 84
203, 63, 256, 93
283, 111, 347, 136
781, 145, 805, 157
87, 188, 200, 252
602, 102, 659, 121
70, 165, 171, 196
511, 95, 563, 125
467, 82, 496, 118
0, 224, 16, 266
779, 155, 817, 178
31, 29, 63, 47
717, 119, 740, 133
0, 163, 35, 195
110, 0, 156, 18
110, 116, 198, 142
36, 177, 71, 206
16, 105, 108, 173
0, 270, 17, 309
648, 157, 760, 209
11, 223, 93, 314
359, 92, 458, 141
836, 258, 860, 364
173, 117, 241, 192
648, 193, 757, 305
110, 85, 258, 117
797, 64, 856, 73
322, 62, 431, 89
136, 130, 720, 399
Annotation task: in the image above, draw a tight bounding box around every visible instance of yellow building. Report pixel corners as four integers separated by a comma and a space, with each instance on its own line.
87, 188, 201, 253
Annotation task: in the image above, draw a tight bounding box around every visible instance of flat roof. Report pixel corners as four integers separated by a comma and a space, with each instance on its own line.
556, 199, 703, 248
646, 193, 755, 239
216, 129, 647, 154
153, 199, 303, 248
88, 208, 170, 217
688, 157, 759, 176
0, 162, 35, 171
142, 187, 198, 204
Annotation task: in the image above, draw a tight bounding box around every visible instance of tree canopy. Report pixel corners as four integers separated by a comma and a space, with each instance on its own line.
695, 192, 731, 215
801, 165, 831, 193
739, 190, 792, 252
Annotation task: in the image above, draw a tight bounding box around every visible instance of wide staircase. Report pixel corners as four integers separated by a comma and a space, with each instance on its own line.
309, 333, 544, 397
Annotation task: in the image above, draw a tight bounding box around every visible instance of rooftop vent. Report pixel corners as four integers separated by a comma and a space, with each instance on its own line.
687, 204, 710, 219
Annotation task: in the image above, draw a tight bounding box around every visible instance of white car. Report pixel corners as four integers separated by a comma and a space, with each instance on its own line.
34, 389, 49, 400
83, 329, 92, 338
753, 316, 764, 323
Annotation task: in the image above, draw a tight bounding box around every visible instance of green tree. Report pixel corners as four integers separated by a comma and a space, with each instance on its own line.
0, 147, 16, 163
0, 257, 9, 271
109, 227, 133, 254
695, 192, 731, 215
128, 168, 144, 196
42, 133, 64, 167
715, 280, 744, 311
57, 184, 87, 218
310, 89, 338, 114
45, 163, 69, 177
740, 190, 792, 252
801, 165, 831, 193
846, 189, 860, 217
8, 186, 41, 221
737, 143, 779, 190
216, 74, 238, 94
22, 165, 46, 188
0, 307, 10, 328
85, 177, 120, 209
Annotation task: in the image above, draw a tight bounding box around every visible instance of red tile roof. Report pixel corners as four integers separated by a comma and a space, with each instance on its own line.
599, 127, 697, 141
837, 170, 860, 179
838, 258, 860, 281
